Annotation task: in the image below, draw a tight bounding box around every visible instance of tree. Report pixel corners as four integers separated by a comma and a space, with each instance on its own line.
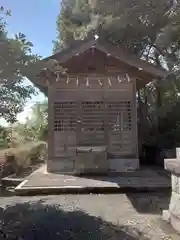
26, 100, 48, 141
53, 0, 172, 53
0, 6, 45, 123
9, 100, 48, 147
53, 0, 180, 150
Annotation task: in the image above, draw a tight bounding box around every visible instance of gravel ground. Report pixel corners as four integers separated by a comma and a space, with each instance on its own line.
0, 192, 179, 240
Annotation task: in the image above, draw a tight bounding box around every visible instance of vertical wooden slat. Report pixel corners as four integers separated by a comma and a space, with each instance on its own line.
48, 85, 54, 162
53, 101, 76, 157
51, 75, 136, 158
104, 95, 109, 151
132, 77, 138, 157
76, 85, 82, 146
107, 100, 133, 154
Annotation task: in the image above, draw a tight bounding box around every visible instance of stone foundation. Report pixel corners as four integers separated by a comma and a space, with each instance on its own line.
163, 148, 180, 234
109, 158, 139, 172
75, 146, 108, 174
47, 157, 75, 173
47, 157, 139, 174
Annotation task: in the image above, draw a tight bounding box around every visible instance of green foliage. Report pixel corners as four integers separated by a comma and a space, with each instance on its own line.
0, 6, 46, 123
54, 0, 171, 53
54, 0, 180, 150
26, 100, 48, 141
9, 100, 48, 147
0, 33, 39, 123
54, 0, 180, 74
0, 125, 9, 149
1, 100, 48, 174
8, 124, 32, 147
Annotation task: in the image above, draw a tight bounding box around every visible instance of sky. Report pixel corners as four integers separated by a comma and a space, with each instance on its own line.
1, 0, 60, 124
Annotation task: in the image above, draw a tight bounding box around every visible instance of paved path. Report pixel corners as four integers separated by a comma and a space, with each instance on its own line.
15, 165, 171, 194
0, 192, 179, 239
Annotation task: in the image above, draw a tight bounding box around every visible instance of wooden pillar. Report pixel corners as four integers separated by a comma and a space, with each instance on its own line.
76, 86, 82, 146
47, 84, 54, 167
103, 95, 109, 150
156, 78, 162, 135
132, 77, 139, 158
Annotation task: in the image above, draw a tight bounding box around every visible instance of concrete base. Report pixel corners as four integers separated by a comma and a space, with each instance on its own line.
109, 158, 139, 172
15, 165, 171, 195
47, 158, 75, 173
47, 158, 140, 174
163, 155, 180, 235
171, 214, 180, 235
168, 192, 180, 234
162, 210, 170, 222
164, 209, 180, 235
75, 147, 108, 174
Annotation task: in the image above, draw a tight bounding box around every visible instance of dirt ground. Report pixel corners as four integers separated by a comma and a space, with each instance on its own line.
0, 191, 179, 239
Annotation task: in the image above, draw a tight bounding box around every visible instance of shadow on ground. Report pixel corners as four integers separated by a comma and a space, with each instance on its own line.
77, 166, 171, 187
126, 191, 171, 214
0, 188, 14, 198
0, 201, 150, 240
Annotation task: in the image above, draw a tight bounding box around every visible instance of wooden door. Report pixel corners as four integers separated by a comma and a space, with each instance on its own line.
53, 101, 76, 157
107, 100, 133, 155
78, 101, 106, 146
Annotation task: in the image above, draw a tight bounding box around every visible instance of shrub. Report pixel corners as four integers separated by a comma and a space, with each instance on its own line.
0, 126, 9, 149
1, 141, 47, 175
27, 141, 47, 163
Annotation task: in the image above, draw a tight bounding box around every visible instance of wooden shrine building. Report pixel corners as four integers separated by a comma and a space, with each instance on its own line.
32, 37, 166, 173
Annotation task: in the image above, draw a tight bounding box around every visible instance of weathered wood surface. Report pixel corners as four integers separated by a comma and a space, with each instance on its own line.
50, 75, 137, 156
48, 73, 138, 173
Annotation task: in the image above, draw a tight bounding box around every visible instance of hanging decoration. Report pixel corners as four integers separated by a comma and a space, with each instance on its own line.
76, 76, 79, 86
126, 73, 131, 83
86, 77, 90, 87
98, 77, 103, 87
108, 77, 112, 87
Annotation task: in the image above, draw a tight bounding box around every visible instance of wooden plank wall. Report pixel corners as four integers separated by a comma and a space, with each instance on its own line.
49, 75, 138, 159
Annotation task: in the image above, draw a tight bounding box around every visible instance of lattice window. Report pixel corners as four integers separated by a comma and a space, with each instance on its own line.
53, 101, 76, 132
81, 101, 105, 132
79, 101, 105, 145
108, 101, 133, 154
108, 101, 132, 131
